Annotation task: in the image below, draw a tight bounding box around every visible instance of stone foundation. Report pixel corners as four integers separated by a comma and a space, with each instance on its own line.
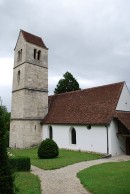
10, 120, 42, 148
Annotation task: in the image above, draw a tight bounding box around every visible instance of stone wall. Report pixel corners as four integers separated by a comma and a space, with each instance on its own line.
10, 120, 42, 148
10, 30, 48, 148
11, 90, 48, 119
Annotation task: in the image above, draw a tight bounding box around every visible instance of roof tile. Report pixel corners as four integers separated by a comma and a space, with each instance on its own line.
42, 82, 124, 125
21, 30, 48, 49
116, 111, 130, 131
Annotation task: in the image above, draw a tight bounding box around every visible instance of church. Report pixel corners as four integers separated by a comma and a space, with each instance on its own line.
10, 30, 130, 156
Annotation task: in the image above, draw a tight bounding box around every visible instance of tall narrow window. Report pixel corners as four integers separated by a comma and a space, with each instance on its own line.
17, 49, 22, 62
17, 70, 20, 84
20, 49, 22, 60
37, 50, 41, 60
17, 51, 20, 61
49, 126, 53, 139
34, 49, 37, 59
71, 128, 76, 144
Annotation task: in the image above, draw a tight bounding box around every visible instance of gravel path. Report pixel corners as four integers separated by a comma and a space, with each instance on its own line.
31, 155, 130, 194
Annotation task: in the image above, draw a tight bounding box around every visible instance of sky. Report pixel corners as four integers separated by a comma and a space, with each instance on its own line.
0, 0, 130, 111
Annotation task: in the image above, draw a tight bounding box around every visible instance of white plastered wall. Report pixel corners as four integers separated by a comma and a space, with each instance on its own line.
109, 120, 126, 156
42, 124, 108, 154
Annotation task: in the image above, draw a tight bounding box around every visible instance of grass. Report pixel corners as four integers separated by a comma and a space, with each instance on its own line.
77, 161, 130, 194
10, 148, 102, 170
15, 172, 41, 194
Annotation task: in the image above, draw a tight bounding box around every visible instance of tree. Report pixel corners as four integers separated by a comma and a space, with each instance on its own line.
0, 98, 11, 147
54, 72, 80, 94
0, 102, 15, 194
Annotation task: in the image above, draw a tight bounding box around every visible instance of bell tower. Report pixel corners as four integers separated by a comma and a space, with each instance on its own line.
10, 30, 48, 148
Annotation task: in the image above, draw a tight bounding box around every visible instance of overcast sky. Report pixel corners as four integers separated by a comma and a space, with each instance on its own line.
0, 0, 130, 111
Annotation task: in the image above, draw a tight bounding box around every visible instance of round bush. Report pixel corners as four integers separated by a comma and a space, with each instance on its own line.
37, 138, 59, 159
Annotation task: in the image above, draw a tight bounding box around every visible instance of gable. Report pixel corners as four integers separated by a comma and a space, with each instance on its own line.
14, 30, 48, 50
21, 30, 48, 49
116, 82, 130, 111
42, 82, 124, 125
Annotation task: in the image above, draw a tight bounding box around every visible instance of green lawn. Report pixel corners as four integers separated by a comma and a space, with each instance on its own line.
15, 172, 41, 194
10, 148, 101, 170
77, 161, 130, 194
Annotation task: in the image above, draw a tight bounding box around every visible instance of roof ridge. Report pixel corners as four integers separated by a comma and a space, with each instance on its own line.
21, 29, 42, 40
49, 81, 125, 97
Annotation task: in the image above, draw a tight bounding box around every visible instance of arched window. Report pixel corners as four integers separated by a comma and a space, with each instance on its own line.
71, 128, 76, 144
34, 49, 37, 59
49, 126, 53, 139
17, 70, 20, 84
37, 50, 41, 60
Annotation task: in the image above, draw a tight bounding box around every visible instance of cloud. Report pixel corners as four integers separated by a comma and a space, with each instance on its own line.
0, 0, 130, 109
0, 58, 13, 86
0, 85, 12, 111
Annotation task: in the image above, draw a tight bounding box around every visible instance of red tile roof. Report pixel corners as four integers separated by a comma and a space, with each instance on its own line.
42, 82, 124, 125
115, 111, 130, 131
21, 30, 48, 49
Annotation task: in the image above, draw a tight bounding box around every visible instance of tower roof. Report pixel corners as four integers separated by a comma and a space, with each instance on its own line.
18, 30, 48, 49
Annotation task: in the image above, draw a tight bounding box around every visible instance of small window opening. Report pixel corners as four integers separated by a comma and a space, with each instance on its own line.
37, 50, 41, 60
20, 49, 22, 60
17, 49, 22, 62
71, 128, 76, 144
49, 126, 53, 139
87, 125, 91, 130
17, 70, 20, 84
17, 51, 20, 61
34, 49, 37, 59
35, 125, 36, 130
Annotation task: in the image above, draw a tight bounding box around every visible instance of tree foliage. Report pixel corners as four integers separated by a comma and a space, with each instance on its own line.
54, 71, 80, 94
0, 98, 10, 147
0, 101, 15, 194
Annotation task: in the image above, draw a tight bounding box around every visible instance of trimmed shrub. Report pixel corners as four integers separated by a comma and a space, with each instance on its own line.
38, 138, 59, 159
9, 157, 31, 171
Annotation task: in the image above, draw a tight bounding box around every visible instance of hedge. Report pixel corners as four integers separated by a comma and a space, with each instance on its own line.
9, 157, 31, 171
